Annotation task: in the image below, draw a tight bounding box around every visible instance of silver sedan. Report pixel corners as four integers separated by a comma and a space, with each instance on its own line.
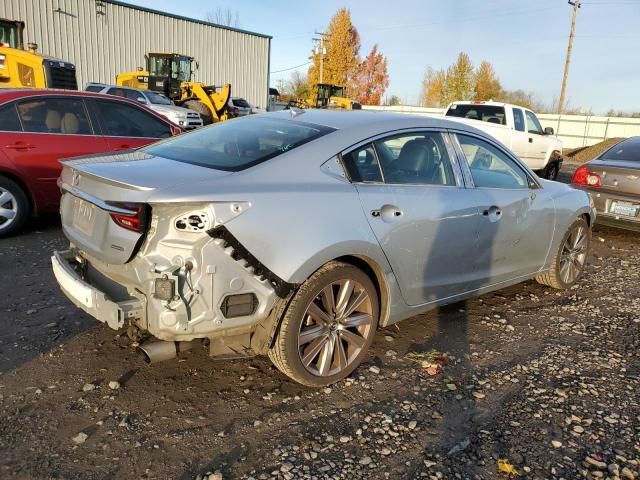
52, 110, 595, 386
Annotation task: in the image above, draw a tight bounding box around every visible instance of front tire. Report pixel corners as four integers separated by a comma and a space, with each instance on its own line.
0, 177, 30, 238
268, 261, 379, 387
536, 217, 590, 289
543, 161, 560, 181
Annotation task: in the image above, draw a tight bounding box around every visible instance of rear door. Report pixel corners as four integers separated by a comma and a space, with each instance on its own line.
453, 132, 555, 286
343, 130, 482, 306
2, 96, 107, 211
89, 98, 173, 151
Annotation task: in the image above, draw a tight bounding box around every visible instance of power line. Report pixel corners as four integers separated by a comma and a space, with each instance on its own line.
270, 61, 311, 74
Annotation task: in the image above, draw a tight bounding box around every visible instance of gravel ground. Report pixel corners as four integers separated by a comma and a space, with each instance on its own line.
0, 163, 638, 480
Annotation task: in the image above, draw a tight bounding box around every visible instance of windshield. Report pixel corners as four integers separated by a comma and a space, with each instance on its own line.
145, 91, 172, 105
446, 104, 507, 125
143, 116, 335, 171
148, 55, 191, 82
601, 138, 640, 162
0, 20, 21, 48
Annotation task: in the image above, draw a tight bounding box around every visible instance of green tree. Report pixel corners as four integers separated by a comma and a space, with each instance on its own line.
307, 8, 361, 95
353, 45, 389, 105
443, 52, 475, 104
387, 95, 401, 106
285, 70, 311, 100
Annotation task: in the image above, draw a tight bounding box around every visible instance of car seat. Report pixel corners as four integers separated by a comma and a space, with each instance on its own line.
45, 110, 61, 132
61, 113, 80, 134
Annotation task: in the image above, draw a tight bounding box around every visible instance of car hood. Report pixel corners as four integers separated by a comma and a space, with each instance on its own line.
60, 151, 231, 196
149, 104, 194, 116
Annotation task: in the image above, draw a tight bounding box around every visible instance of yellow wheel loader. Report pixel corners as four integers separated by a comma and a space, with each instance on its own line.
286, 83, 361, 111
0, 18, 77, 89
117, 53, 231, 124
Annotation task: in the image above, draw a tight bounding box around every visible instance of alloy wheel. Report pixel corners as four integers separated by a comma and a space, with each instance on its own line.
297, 279, 374, 377
559, 224, 588, 284
0, 187, 18, 230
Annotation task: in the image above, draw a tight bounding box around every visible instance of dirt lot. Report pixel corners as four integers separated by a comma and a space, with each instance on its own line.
1, 163, 638, 480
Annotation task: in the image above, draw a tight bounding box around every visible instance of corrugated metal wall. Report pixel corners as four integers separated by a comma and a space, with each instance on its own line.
0, 0, 271, 107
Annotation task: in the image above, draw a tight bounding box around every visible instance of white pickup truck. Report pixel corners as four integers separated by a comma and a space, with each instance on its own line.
444, 101, 563, 180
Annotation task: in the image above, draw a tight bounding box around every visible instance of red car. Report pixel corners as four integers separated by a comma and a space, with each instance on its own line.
0, 89, 182, 237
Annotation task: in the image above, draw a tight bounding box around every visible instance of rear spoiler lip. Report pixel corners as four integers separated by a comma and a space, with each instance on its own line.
58, 179, 138, 215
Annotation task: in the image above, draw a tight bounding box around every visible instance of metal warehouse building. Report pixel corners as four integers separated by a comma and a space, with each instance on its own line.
0, 0, 272, 107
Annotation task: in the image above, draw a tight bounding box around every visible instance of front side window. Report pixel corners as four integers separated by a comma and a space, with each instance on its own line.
342, 144, 382, 183
144, 116, 334, 171
525, 110, 543, 134
15, 97, 92, 135
457, 134, 530, 189
513, 108, 525, 132
94, 99, 171, 138
373, 132, 455, 186
0, 104, 22, 132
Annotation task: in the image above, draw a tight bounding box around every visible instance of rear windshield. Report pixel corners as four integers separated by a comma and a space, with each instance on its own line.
601, 139, 640, 162
143, 116, 335, 171
232, 98, 251, 108
446, 104, 506, 125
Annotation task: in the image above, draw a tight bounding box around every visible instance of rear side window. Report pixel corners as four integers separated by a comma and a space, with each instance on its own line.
342, 144, 382, 182
0, 104, 22, 132
513, 108, 525, 132
15, 97, 92, 135
446, 104, 506, 125
144, 116, 334, 171
232, 98, 250, 108
85, 85, 104, 93
374, 132, 456, 186
94, 99, 171, 138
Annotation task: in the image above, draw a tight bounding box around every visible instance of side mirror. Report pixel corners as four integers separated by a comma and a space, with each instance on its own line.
544, 127, 554, 135
136, 97, 146, 103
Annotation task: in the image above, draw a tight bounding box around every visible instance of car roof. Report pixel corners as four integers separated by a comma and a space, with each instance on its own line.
267, 108, 475, 133
0, 88, 137, 102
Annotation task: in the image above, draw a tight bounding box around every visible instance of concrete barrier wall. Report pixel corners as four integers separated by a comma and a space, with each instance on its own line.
363, 105, 640, 149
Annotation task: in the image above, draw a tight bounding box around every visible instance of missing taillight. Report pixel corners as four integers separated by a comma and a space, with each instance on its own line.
106, 202, 149, 233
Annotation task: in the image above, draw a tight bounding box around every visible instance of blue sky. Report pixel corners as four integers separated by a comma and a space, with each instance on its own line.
125, 0, 640, 113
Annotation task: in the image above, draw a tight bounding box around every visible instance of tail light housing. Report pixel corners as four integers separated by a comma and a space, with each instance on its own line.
106, 202, 149, 233
230, 106, 239, 116
572, 165, 602, 188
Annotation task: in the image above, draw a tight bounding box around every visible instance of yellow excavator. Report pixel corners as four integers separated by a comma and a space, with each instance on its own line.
0, 18, 77, 89
288, 83, 361, 110
117, 52, 230, 124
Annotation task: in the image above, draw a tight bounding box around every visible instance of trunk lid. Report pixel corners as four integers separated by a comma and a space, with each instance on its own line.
587, 159, 640, 196
59, 150, 231, 265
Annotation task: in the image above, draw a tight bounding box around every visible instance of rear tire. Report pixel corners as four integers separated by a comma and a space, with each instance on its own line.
536, 217, 590, 289
0, 177, 30, 238
268, 261, 379, 387
183, 100, 213, 125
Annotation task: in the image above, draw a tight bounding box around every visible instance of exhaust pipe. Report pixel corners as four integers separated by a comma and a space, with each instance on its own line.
137, 341, 194, 364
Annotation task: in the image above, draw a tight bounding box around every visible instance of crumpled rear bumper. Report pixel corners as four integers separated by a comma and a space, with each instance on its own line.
51, 250, 143, 330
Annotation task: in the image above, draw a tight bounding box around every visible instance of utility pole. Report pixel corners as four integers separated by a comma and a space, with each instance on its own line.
313, 32, 329, 84
558, 0, 581, 114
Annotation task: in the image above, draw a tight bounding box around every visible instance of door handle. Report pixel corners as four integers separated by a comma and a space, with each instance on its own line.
528, 137, 533, 143
5, 143, 35, 150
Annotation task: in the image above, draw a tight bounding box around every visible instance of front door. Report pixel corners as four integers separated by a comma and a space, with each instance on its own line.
342, 131, 482, 306
454, 133, 555, 286
524, 110, 549, 170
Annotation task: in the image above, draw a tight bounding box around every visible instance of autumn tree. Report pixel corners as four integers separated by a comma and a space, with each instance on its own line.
421, 67, 446, 107
352, 45, 389, 105
307, 8, 361, 95
474, 61, 502, 101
